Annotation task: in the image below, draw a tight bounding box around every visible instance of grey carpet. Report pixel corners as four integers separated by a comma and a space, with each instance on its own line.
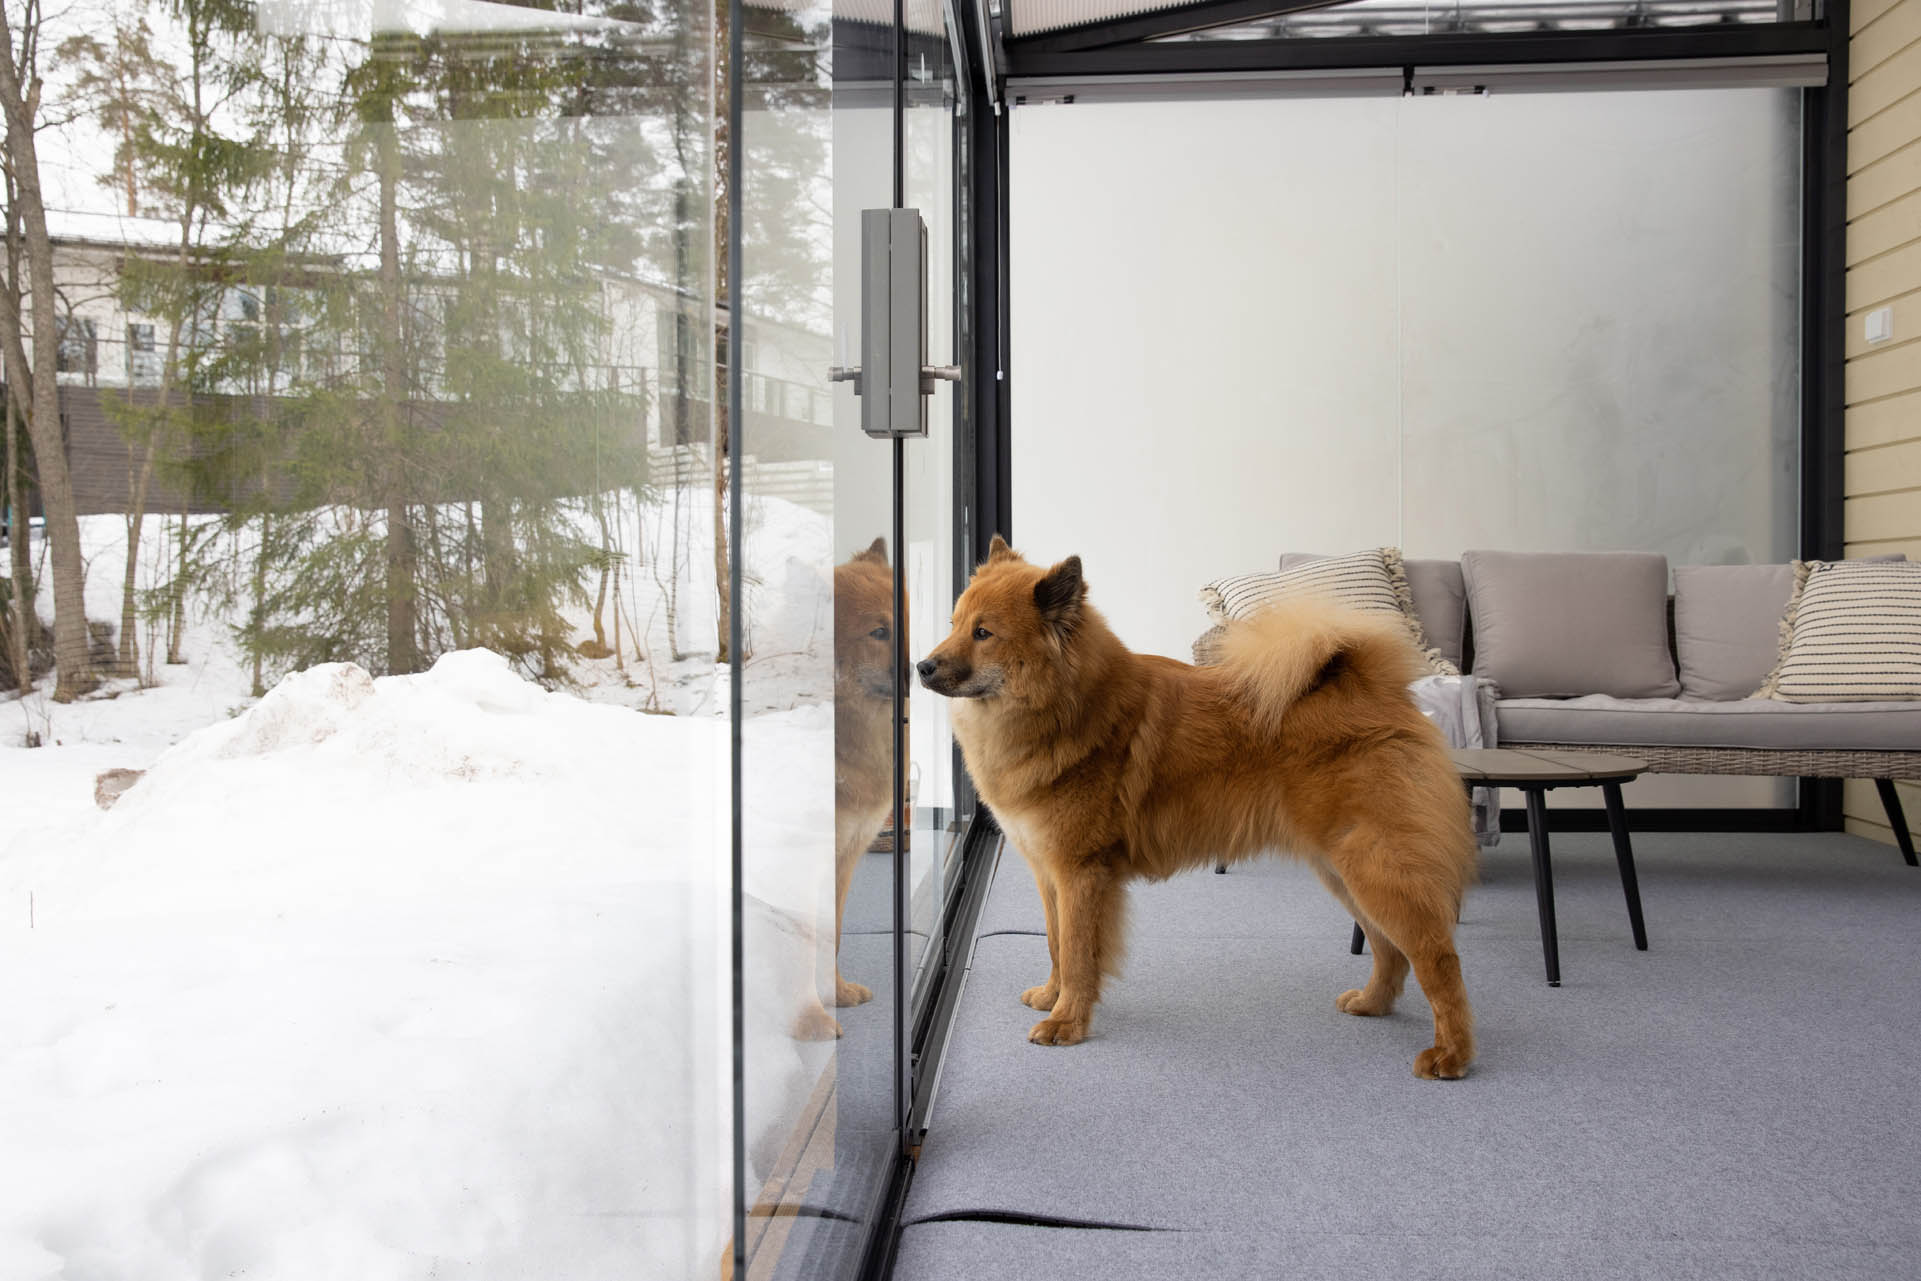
894, 1222, 1916, 1281
898, 831, 1921, 1278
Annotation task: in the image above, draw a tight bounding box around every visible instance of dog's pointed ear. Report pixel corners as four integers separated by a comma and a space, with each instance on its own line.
986, 534, 1018, 565
853, 536, 889, 567
1034, 555, 1085, 626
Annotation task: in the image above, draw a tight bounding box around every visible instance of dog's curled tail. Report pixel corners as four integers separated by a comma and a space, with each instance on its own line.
1212, 597, 1428, 738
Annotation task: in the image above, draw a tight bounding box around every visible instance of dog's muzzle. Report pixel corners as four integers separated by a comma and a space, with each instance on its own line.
917, 657, 967, 696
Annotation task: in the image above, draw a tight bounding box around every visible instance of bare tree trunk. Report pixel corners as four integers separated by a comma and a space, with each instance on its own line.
250, 509, 267, 696
117, 436, 157, 674
5, 388, 31, 692
375, 106, 417, 675
480, 498, 512, 616
712, 421, 730, 663
666, 463, 683, 659
166, 506, 185, 663
122, 201, 197, 676
0, 17, 94, 700
586, 502, 611, 658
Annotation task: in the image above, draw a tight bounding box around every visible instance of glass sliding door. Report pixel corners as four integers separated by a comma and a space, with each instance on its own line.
732, 0, 971, 1275
731, 1, 896, 1276
3, 0, 972, 1274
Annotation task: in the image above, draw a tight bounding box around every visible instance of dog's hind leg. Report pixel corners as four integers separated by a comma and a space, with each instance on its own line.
1310, 860, 1409, 1017
1332, 841, 1475, 1080
1029, 855, 1126, 1047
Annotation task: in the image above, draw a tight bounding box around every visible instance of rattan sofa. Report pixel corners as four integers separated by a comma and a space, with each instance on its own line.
1193, 550, 1921, 863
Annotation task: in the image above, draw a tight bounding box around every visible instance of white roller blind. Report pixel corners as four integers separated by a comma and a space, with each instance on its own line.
1008, 0, 1203, 36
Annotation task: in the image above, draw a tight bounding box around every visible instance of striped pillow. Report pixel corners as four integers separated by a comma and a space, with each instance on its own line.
1758, 560, 1921, 702
1198, 548, 1458, 676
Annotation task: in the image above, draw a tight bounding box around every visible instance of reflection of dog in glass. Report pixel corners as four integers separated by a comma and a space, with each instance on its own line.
795, 537, 897, 1039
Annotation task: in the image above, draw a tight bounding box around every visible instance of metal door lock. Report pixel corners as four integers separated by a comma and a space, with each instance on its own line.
841, 209, 960, 438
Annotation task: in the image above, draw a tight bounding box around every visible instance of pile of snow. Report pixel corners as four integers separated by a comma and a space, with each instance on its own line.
0, 648, 839, 1279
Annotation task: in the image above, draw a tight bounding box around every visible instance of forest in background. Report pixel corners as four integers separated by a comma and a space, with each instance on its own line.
1, 0, 831, 719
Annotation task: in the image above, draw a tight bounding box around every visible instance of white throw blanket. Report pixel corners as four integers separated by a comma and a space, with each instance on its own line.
1410, 674, 1501, 847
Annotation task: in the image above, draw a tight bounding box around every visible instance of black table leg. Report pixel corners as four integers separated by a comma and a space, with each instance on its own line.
1602, 781, 1648, 951
1874, 779, 1919, 868
1350, 922, 1365, 955
1523, 786, 1561, 987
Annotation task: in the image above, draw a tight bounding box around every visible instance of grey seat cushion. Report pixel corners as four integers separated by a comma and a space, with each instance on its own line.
1497, 694, 1921, 752
1462, 550, 1680, 699
1280, 553, 1466, 671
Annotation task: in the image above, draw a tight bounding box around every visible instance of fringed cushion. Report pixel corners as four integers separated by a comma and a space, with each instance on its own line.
1759, 560, 1921, 702
1197, 548, 1457, 676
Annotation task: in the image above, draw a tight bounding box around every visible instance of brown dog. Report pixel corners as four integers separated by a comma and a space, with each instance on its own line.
794, 537, 895, 1040
917, 537, 1478, 1079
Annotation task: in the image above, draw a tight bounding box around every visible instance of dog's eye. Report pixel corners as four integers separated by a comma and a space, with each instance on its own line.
870, 625, 890, 641
973, 626, 993, 641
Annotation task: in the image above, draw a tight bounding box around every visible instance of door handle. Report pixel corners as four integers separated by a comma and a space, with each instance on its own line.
828, 362, 959, 412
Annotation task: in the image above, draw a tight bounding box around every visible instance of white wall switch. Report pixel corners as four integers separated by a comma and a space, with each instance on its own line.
1867, 306, 1894, 344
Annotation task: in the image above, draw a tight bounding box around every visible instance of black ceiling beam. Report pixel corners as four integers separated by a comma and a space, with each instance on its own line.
1008, 0, 1355, 55
1005, 19, 1830, 77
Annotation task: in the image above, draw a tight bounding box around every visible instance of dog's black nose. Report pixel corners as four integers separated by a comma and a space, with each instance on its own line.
916, 658, 938, 679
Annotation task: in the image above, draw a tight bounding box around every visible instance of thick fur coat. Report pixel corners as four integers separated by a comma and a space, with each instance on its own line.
918, 537, 1478, 1078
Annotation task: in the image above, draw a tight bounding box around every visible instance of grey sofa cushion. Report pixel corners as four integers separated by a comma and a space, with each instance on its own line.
1496, 694, 1921, 752
1279, 553, 1466, 671
1461, 550, 1680, 699
1672, 564, 1795, 700
1403, 559, 1467, 672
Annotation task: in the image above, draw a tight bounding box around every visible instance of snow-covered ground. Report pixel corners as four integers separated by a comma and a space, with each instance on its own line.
0, 490, 843, 1279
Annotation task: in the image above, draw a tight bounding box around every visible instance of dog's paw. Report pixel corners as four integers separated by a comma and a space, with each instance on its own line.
792, 1005, 843, 1041
1028, 1015, 1088, 1046
1413, 1045, 1471, 1080
835, 978, 873, 1007
1020, 983, 1060, 1011
1336, 988, 1394, 1017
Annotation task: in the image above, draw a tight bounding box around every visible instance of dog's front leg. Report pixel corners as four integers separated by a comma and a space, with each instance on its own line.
1029, 857, 1123, 1047
1021, 868, 1062, 1012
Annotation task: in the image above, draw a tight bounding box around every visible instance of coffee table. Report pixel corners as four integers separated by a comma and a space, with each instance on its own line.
1346, 747, 1650, 986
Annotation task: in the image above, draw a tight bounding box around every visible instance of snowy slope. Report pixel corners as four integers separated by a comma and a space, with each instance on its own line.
0, 490, 845, 1279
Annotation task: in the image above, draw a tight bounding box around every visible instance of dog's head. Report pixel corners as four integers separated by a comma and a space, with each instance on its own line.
835, 537, 905, 702
917, 535, 1086, 701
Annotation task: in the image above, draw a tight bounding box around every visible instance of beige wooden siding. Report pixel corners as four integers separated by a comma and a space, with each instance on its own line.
1848, 0, 1921, 845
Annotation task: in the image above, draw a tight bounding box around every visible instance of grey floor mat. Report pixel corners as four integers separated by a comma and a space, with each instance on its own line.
895, 1221, 1916, 1281
898, 831, 1921, 1274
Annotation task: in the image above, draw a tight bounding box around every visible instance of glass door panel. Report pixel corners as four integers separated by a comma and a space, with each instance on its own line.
734, 0, 968, 1272
731, 2, 908, 1276
902, 0, 964, 1004
18, 1, 728, 1276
